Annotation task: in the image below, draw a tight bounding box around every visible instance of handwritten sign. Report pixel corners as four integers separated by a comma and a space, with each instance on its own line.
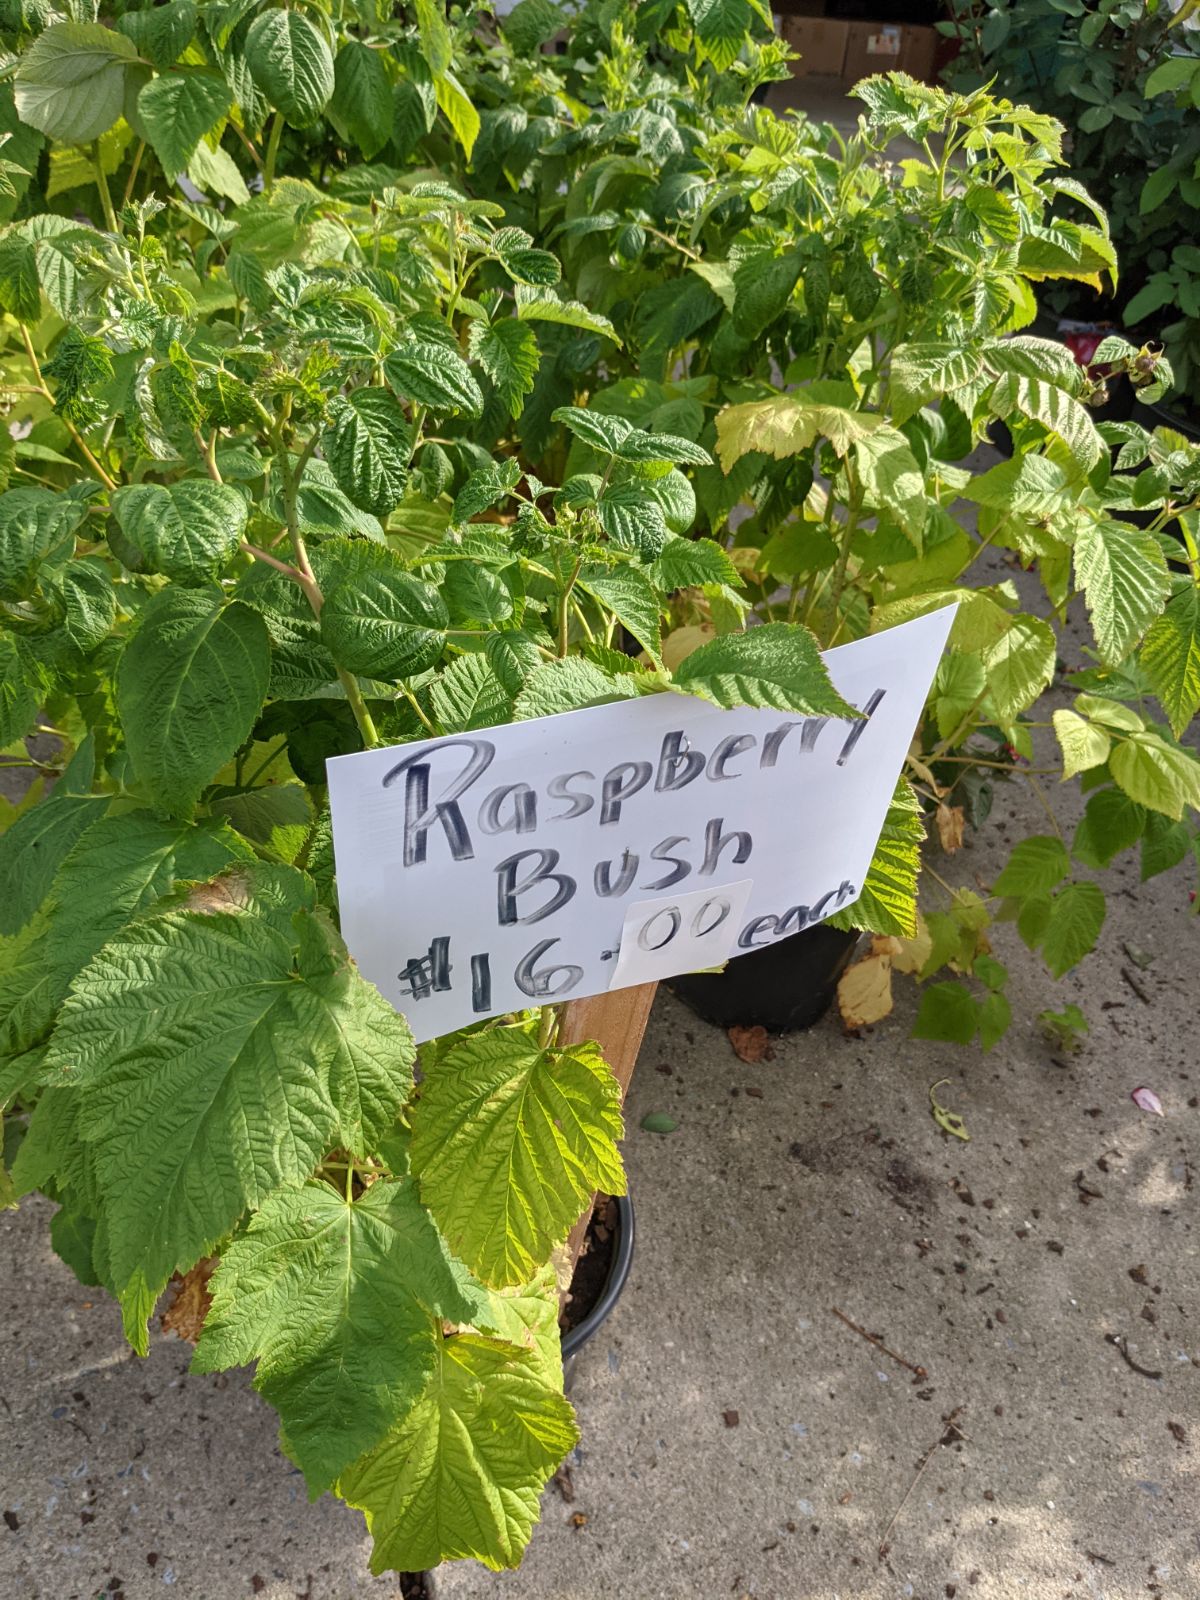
327, 607, 954, 1042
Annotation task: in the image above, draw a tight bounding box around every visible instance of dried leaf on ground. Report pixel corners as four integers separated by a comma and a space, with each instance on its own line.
837, 935, 902, 1029
728, 1024, 775, 1063
161, 1256, 217, 1343
936, 802, 965, 853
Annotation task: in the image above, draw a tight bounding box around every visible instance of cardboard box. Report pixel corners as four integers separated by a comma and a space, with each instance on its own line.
773, 0, 827, 16
782, 16, 849, 76
842, 21, 937, 86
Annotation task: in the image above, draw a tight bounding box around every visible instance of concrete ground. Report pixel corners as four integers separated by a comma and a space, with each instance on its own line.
3, 674, 1198, 1600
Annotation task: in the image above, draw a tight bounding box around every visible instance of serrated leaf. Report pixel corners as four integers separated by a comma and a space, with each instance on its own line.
320, 548, 447, 680
672, 622, 858, 716
1072, 788, 1144, 868
513, 658, 640, 719
1041, 881, 1106, 978
514, 293, 620, 344
552, 405, 633, 456
1140, 584, 1200, 738
828, 780, 924, 938
116, 0, 196, 70
116, 587, 271, 816
443, 561, 514, 626
688, 0, 753, 70
385, 340, 483, 417
853, 426, 926, 543
468, 319, 539, 419
329, 41, 392, 159
14, 22, 138, 146
322, 390, 412, 518
339, 1332, 578, 1573
485, 631, 542, 696
137, 69, 232, 178
411, 1025, 624, 1289
194, 1177, 485, 1492
0, 790, 106, 936
430, 654, 512, 732
597, 482, 668, 557
0, 633, 41, 748
650, 535, 738, 590
989, 372, 1102, 469
1110, 731, 1200, 821
911, 983, 980, 1045
110, 480, 248, 583
731, 248, 801, 339
59, 560, 116, 653
44, 864, 416, 1349
1052, 708, 1111, 779
993, 835, 1071, 895
435, 69, 479, 157
578, 564, 662, 660
981, 615, 1056, 721
716, 394, 883, 468
0, 487, 77, 600
245, 8, 334, 126
210, 783, 312, 864
1074, 520, 1171, 665
0, 811, 249, 1061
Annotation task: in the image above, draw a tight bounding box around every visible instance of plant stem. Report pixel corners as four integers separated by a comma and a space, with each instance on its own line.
122, 141, 145, 208
402, 684, 437, 734
263, 112, 285, 195
537, 1005, 559, 1049
240, 737, 289, 790
824, 480, 864, 643
92, 143, 118, 231
928, 685, 989, 761
195, 428, 223, 483
556, 553, 584, 656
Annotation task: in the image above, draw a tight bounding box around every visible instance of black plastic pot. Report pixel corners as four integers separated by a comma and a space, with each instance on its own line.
668, 921, 861, 1033
561, 1193, 634, 1378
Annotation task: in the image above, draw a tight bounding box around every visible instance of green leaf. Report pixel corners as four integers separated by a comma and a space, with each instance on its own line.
429, 654, 512, 732
443, 561, 514, 626
1052, 708, 1111, 779
1072, 788, 1145, 868
1074, 520, 1171, 665
411, 1025, 624, 1289
578, 564, 663, 661
491, 226, 560, 289
188, 135, 250, 205
209, 784, 312, 864
981, 615, 1056, 721
116, 588, 271, 816
688, 0, 753, 70
731, 248, 801, 339
0, 487, 76, 599
993, 836, 1071, 895
452, 457, 522, 523
552, 405, 633, 456
13, 22, 139, 146
597, 482, 668, 558
911, 982, 980, 1045
514, 292, 620, 345
245, 9, 334, 126
110, 480, 248, 583
116, 0, 196, 70
853, 427, 927, 543
435, 70, 479, 157
514, 658, 640, 720
828, 779, 924, 938
1141, 811, 1190, 881
672, 622, 858, 716
468, 319, 539, 419
1110, 731, 1200, 821
322, 390, 412, 519
1140, 584, 1200, 738
716, 394, 883, 469
0, 632, 42, 748
989, 373, 1103, 469
329, 41, 393, 159
44, 864, 416, 1349
137, 69, 232, 178
385, 340, 483, 417
0, 790, 106, 936
59, 560, 117, 654
339, 1332, 578, 1573
320, 548, 448, 680
0, 230, 41, 323
194, 1177, 486, 1493
1145, 55, 1197, 97
1041, 881, 1105, 978
0, 811, 249, 1061
650, 536, 739, 591
888, 341, 986, 425
978, 991, 1012, 1052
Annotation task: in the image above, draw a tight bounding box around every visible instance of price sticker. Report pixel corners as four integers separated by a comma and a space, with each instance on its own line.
608, 878, 754, 990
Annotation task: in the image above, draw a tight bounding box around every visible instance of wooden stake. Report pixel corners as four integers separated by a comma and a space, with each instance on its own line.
558, 981, 657, 1281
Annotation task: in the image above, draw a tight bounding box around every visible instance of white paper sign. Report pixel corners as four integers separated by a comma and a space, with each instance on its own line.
327, 606, 955, 1042
608, 878, 755, 990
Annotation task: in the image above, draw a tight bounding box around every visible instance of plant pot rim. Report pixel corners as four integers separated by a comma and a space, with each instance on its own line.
561, 1193, 635, 1360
